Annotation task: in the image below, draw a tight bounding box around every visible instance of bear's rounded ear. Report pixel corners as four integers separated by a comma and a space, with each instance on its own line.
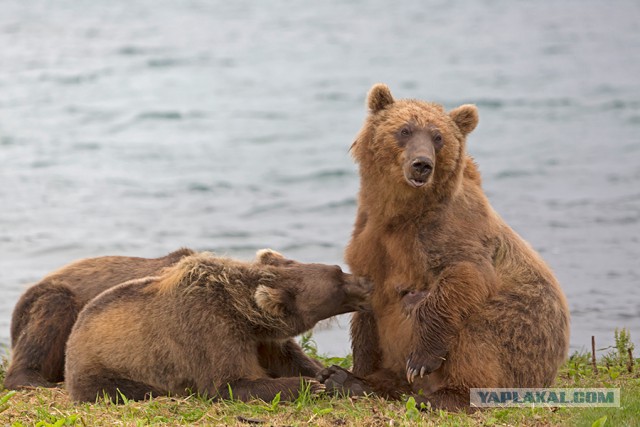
449, 104, 479, 136
367, 83, 394, 113
256, 249, 294, 266
254, 285, 288, 317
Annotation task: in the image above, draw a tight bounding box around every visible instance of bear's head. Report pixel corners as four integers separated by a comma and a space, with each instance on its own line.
253, 249, 372, 334
352, 83, 479, 204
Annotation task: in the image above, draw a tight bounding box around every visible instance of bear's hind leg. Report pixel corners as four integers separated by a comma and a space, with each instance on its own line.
257, 339, 324, 378
2, 366, 58, 390
68, 373, 161, 403
417, 388, 473, 412
5, 281, 80, 389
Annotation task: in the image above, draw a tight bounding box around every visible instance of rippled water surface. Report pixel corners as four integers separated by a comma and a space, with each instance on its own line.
1, 0, 639, 356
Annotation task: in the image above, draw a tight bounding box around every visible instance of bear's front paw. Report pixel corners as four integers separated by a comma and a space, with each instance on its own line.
316, 365, 370, 396
406, 351, 446, 383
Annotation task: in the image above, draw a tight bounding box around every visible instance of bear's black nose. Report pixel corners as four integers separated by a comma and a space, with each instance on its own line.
411, 157, 433, 175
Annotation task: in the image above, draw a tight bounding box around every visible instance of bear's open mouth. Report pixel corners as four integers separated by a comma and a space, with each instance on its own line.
407, 178, 426, 188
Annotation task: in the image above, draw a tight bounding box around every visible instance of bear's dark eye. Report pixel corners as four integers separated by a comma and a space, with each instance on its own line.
400, 127, 411, 137
398, 289, 416, 298
433, 134, 443, 148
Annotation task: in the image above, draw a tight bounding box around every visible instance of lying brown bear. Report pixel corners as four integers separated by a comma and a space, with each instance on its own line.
64, 249, 371, 403
5, 248, 195, 390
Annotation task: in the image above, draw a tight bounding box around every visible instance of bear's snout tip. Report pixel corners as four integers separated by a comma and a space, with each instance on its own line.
411, 157, 433, 176
342, 276, 373, 312
405, 157, 434, 188
347, 276, 374, 295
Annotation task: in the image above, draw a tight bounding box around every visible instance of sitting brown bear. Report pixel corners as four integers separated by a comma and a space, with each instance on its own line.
319, 84, 570, 411
64, 249, 371, 403
5, 248, 195, 390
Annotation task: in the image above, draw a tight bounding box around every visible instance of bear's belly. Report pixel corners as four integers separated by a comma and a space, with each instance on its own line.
374, 303, 414, 376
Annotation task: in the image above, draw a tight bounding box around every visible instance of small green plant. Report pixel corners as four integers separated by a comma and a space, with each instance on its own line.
404, 396, 420, 421
180, 407, 205, 422
1, 390, 16, 413
0, 352, 9, 388
602, 328, 635, 368
615, 328, 634, 357
28, 414, 79, 427
299, 331, 353, 369
605, 365, 622, 380
293, 378, 315, 410
299, 332, 319, 358
312, 406, 333, 416
266, 392, 281, 412
116, 389, 130, 405
591, 415, 607, 427
226, 383, 234, 401
566, 351, 592, 380
318, 354, 353, 369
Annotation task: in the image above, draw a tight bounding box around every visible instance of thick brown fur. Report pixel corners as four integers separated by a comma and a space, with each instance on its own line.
320, 84, 570, 412
5, 248, 195, 390
64, 250, 371, 403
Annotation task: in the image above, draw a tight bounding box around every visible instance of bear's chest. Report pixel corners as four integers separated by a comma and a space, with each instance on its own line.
347, 219, 441, 283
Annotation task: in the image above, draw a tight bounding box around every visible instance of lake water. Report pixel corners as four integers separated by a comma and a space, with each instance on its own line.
1, 0, 639, 358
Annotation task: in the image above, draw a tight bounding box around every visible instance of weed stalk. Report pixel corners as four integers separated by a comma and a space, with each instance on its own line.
591, 336, 598, 374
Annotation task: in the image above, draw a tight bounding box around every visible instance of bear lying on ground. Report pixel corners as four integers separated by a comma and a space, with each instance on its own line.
5, 248, 195, 390
318, 84, 570, 411
65, 249, 371, 403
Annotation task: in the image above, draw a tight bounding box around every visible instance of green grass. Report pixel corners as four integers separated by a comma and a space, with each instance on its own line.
1, 330, 639, 426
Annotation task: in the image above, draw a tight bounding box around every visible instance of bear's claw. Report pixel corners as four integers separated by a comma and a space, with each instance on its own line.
306, 379, 326, 395
406, 352, 445, 384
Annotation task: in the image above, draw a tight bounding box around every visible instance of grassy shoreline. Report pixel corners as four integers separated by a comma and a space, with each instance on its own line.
1, 331, 638, 426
